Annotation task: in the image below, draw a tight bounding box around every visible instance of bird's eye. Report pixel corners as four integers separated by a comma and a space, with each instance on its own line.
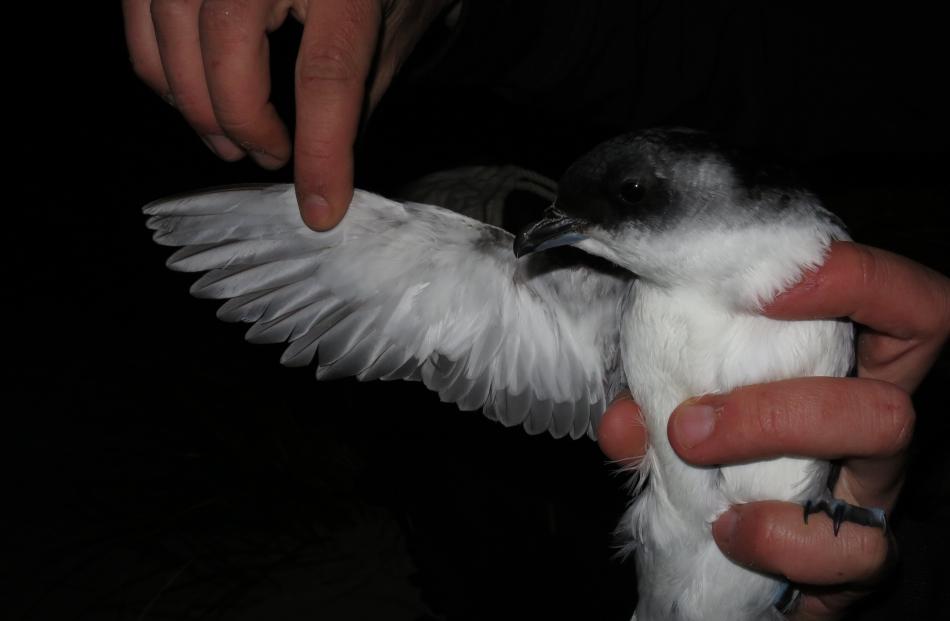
618, 179, 645, 205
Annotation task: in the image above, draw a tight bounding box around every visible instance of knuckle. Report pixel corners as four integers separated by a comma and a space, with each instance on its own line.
297, 42, 361, 85
853, 245, 899, 309
199, 0, 253, 35
854, 244, 883, 291
747, 388, 794, 445
294, 136, 338, 163
213, 109, 261, 136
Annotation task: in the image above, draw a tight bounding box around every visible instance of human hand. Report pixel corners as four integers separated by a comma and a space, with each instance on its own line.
598, 241, 950, 619
123, 0, 454, 230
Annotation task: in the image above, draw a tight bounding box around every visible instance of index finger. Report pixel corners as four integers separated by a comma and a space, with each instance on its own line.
294, 0, 381, 231
764, 241, 950, 341
765, 242, 950, 391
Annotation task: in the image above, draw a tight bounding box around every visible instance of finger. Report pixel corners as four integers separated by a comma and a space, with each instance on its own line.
122, 0, 170, 97
712, 501, 893, 586
597, 391, 649, 464
294, 0, 382, 230
765, 242, 949, 336
150, 0, 244, 160
668, 378, 914, 499
199, 0, 291, 169
764, 242, 950, 390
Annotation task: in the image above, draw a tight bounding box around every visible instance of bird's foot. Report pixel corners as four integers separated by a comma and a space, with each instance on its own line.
803, 499, 887, 536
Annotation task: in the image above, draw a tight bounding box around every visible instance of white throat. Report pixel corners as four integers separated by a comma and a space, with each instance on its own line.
576, 210, 847, 311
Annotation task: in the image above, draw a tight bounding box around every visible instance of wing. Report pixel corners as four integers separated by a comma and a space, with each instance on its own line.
145, 185, 630, 440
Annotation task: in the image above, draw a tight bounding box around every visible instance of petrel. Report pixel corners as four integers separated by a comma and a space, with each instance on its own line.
145, 128, 885, 620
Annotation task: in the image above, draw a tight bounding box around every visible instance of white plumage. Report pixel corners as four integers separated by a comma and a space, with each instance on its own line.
621, 253, 851, 620
145, 129, 855, 620
147, 185, 630, 440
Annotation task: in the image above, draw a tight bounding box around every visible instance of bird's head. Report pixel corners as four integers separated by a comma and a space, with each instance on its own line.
514, 128, 847, 305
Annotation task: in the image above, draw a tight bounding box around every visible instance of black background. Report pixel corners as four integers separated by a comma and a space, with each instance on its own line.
11, 3, 950, 620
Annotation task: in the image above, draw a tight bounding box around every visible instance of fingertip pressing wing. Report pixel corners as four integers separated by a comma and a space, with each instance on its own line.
145, 185, 629, 440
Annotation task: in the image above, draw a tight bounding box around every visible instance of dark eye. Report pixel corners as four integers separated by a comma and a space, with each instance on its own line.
618, 179, 645, 205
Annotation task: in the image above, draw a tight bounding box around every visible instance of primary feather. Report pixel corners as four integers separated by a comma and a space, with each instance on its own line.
145, 185, 630, 439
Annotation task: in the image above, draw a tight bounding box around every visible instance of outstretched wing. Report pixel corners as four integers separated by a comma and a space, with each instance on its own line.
145, 185, 630, 439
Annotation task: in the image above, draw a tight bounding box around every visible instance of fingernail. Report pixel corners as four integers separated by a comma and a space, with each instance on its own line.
713, 508, 739, 548
673, 403, 717, 448
201, 134, 245, 161
249, 150, 285, 170
301, 194, 331, 226
612, 391, 634, 404
237, 140, 286, 170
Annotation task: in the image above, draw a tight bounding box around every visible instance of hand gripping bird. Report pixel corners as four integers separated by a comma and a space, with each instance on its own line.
145, 128, 886, 620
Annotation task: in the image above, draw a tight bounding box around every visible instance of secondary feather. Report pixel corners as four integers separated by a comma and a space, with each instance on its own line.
145, 185, 630, 439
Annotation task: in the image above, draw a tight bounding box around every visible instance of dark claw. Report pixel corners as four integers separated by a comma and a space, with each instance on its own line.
832, 502, 845, 535
802, 499, 888, 536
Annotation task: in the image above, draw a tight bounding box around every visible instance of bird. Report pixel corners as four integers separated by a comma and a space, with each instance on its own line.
144, 128, 886, 620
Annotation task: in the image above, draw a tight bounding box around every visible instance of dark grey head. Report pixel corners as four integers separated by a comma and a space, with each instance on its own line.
515, 128, 760, 256
558, 128, 727, 228
514, 128, 846, 293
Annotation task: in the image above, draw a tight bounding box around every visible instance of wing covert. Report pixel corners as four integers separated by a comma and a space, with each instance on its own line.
145, 185, 630, 439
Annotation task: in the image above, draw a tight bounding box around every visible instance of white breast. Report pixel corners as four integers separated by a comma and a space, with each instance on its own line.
620, 280, 853, 621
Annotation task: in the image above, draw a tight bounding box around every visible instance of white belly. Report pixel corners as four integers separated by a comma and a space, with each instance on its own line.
621, 281, 853, 621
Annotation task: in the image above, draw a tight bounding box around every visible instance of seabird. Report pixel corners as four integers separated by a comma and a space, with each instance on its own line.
145, 128, 886, 620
